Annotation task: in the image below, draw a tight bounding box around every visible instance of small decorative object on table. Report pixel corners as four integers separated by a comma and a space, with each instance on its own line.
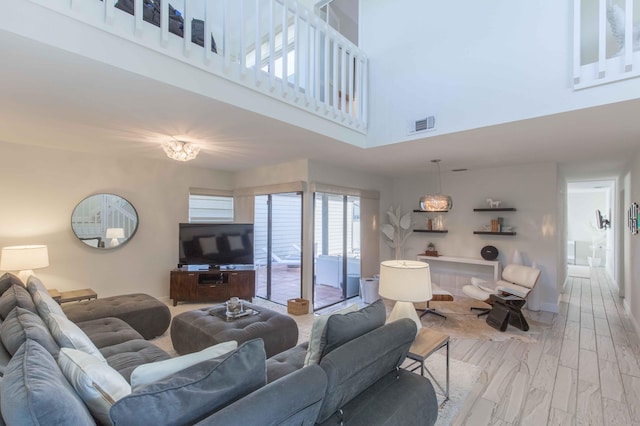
226, 297, 243, 316
424, 242, 438, 257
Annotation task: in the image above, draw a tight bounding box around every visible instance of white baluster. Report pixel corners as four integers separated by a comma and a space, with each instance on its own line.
183, 0, 192, 57
572, 0, 581, 85
598, 0, 606, 78
625, 0, 633, 71
160, 0, 169, 46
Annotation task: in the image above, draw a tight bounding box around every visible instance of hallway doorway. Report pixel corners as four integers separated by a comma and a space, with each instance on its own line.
566, 180, 616, 280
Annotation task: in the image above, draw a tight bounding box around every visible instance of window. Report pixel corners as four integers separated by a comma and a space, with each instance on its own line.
188, 194, 234, 223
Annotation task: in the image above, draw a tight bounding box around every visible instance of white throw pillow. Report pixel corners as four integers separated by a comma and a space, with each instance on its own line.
26, 276, 66, 318
304, 304, 358, 366
130, 340, 238, 391
227, 235, 244, 251
199, 236, 218, 255
47, 312, 106, 362
58, 348, 131, 426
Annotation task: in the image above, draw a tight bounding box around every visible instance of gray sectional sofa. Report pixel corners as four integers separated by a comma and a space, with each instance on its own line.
0, 272, 438, 425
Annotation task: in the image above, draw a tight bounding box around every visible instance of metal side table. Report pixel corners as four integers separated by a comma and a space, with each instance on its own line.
405, 328, 450, 407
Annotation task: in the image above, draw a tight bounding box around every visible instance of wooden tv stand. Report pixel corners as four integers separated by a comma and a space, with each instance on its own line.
169, 268, 256, 306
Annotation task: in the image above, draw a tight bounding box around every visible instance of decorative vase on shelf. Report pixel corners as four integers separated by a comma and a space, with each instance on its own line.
512, 249, 523, 265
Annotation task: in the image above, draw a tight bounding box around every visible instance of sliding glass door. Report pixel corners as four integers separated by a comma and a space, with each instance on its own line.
254, 192, 302, 305
313, 193, 361, 310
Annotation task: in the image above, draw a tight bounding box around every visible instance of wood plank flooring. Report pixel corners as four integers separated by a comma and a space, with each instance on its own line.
451, 268, 639, 425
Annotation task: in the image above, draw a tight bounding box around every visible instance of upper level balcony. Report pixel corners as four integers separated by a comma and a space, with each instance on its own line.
573, 0, 640, 89
29, 0, 368, 133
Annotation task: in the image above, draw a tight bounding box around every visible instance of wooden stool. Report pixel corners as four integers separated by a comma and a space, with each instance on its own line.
406, 328, 450, 407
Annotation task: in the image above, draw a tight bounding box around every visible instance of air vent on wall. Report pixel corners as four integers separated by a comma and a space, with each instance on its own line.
408, 115, 436, 135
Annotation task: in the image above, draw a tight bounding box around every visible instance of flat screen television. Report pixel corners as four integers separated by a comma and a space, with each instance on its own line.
179, 223, 254, 268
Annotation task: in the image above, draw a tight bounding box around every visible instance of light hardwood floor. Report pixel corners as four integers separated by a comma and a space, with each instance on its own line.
451, 268, 640, 425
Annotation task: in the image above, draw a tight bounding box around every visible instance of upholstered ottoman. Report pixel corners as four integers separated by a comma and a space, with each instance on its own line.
62, 293, 171, 340
171, 302, 298, 358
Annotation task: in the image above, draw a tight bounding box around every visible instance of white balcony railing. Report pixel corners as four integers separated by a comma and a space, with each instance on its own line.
573, 0, 640, 89
31, 0, 368, 132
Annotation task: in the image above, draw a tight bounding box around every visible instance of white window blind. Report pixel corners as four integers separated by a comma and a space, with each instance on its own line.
188, 194, 234, 223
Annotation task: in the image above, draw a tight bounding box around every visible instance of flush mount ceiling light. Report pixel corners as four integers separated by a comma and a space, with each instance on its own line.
162, 140, 200, 162
419, 159, 453, 211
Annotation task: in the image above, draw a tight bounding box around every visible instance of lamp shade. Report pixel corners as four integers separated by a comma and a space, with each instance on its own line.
379, 260, 432, 302
0, 245, 49, 271
105, 228, 125, 239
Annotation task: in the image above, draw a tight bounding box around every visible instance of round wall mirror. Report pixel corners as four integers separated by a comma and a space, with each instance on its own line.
71, 194, 139, 249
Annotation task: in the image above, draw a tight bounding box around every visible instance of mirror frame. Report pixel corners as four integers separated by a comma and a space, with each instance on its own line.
71, 193, 139, 249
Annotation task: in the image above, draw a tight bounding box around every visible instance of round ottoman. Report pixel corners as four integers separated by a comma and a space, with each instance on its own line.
170, 302, 298, 358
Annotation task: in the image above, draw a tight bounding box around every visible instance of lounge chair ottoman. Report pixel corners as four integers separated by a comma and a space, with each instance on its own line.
170, 302, 298, 358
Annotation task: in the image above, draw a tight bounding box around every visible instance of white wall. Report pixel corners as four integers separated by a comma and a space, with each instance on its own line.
0, 141, 233, 299
391, 162, 559, 312
624, 149, 640, 333
360, 0, 640, 148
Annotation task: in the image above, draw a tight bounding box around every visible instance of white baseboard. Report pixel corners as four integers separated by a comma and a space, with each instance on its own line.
540, 301, 559, 314
623, 298, 640, 338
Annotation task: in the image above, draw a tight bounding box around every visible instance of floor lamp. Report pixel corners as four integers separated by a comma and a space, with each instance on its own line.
0, 245, 50, 283
379, 260, 432, 334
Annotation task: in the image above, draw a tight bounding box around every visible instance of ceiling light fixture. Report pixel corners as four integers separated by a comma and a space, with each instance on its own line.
419, 159, 453, 211
162, 140, 200, 162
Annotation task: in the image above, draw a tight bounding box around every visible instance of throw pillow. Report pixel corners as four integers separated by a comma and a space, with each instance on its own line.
58, 348, 131, 426
110, 339, 266, 426
27, 276, 65, 319
0, 307, 59, 357
304, 304, 358, 366
199, 236, 218, 255
0, 285, 37, 320
1, 339, 95, 425
130, 340, 238, 391
47, 312, 106, 362
320, 298, 386, 359
0, 273, 22, 297
227, 235, 244, 251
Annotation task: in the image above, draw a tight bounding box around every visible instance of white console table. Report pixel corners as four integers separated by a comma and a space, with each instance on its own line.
416, 255, 501, 281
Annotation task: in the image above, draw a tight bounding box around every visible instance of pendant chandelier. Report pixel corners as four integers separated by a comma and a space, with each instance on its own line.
162, 140, 200, 162
419, 159, 452, 211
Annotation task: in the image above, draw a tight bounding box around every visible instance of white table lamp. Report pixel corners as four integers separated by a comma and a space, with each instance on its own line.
0, 245, 50, 283
379, 260, 432, 333
106, 228, 125, 247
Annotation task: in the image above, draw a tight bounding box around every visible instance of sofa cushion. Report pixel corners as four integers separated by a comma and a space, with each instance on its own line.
304, 304, 358, 366
320, 298, 386, 359
0, 273, 22, 297
197, 364, 328, 426
0, 307, 59, 357
58, 348, 131, 426
316, 319, 417, 423
27, 276, 65, 319
0, 337, 11, 377
316, 369, 438, 426
0, 339, 96, 425
0, 285, 36, 320
130, 340, 238, 391
266, 342, 308, 383
47, 312, 106, 362
76, 317, 144, 349
109, 339, 267, 426
100, 339, 171, 382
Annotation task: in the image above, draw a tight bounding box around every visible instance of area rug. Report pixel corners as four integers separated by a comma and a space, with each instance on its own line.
567, 264, 590, 278
411, 354, 482, 426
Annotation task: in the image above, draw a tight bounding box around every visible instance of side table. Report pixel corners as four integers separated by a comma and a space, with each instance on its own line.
58, 289, 98, 304
405, 328, 450, 407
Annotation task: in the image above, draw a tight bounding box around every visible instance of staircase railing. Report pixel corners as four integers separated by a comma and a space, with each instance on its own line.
573, 0, 639, 89
31, 0, 368, 132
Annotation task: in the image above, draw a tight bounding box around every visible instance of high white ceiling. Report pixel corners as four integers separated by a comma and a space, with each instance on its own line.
1, 29, 638, 179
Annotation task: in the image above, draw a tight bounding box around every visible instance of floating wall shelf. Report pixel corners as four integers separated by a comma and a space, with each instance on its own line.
473, 208, 517, 212
414, 230, 448, 233
413, 210, 449, 213
473, 231, 516, 236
